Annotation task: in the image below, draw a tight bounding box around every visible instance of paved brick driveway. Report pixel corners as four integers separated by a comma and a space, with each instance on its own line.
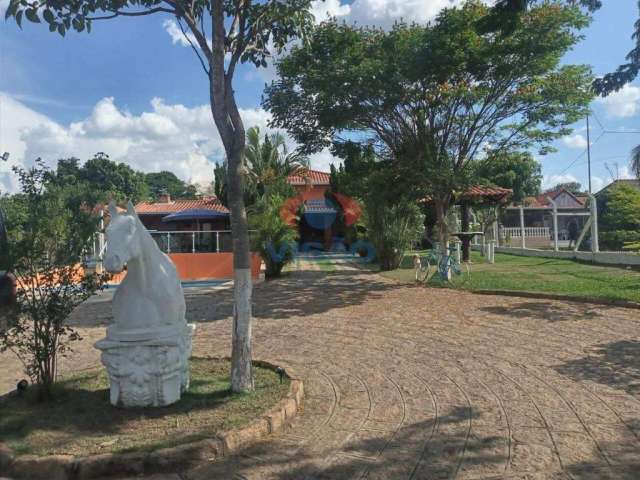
2, 259, 640, 479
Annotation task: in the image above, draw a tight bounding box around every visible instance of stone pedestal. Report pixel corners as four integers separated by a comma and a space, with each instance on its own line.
95, 323, 195, 407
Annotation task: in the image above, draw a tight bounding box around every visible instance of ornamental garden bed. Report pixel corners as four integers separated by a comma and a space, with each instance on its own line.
0, 357, 303, 479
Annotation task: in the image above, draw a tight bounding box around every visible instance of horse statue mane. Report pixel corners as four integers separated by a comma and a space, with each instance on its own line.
104, 200, 186, 334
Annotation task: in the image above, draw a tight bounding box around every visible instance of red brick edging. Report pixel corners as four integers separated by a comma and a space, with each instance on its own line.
0, 360, 303, 480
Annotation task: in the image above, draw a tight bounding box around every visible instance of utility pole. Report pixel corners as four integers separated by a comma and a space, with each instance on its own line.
586, 115, 592, 194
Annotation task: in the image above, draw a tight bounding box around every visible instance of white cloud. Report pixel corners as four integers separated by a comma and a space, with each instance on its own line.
591, 175, 605, 193
311, 0, 468, 28
310, 0, 352, 22
163, 19, 201, 49
542, 173, 579, 191
562, 133, 588, 150
0, 93, 341, 193
597, 84, 640, 118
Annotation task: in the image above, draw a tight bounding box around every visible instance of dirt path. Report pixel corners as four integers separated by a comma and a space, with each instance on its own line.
2, 260, 639, 479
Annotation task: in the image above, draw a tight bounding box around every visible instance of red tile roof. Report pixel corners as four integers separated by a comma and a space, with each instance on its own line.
135, 196, 229, 215
522, 188, 586, 208
461, 185, 513, 200
287, 169, 331, 186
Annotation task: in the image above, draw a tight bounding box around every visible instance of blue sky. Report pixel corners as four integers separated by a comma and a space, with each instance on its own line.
1, 0, 639, 193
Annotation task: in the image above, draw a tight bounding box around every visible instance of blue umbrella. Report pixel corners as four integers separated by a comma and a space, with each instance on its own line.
162, 209, 229, 223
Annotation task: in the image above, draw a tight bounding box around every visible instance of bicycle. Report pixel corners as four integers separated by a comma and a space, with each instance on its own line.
413, 248, 469, 284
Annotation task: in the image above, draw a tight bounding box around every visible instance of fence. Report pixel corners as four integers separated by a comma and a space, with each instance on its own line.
473, 245, 640, 267
501, 227, 550, 239
149, 230, 234, 254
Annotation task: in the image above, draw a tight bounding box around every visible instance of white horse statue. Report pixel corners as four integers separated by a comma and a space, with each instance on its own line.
103, 200, 186, 332
96, 201, 195, 408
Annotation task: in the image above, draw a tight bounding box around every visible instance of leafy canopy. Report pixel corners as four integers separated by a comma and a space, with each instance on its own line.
0, 160, 106, 398
265, 0, 593, 205
472, 151, 542, 203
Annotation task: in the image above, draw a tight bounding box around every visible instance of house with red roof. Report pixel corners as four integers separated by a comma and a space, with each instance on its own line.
501, 188, 590, 246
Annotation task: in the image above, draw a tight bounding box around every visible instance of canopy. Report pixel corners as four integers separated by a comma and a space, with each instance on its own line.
162, 209, 229, 223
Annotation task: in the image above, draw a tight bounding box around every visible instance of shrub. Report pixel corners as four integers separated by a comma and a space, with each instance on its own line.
249, 194, 298, 279
363, 198, 425, 271
0, 160, 107, 399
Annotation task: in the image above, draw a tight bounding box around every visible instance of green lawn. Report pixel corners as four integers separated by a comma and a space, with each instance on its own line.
1, 358, 289, 456
376, 251, 640, 304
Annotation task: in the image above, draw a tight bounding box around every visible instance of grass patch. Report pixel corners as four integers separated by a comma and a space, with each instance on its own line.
375, 251, 640, 304
0, 358, 289, 457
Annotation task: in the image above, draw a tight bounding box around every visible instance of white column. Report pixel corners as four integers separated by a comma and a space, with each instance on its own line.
519, 205, 526, 249
547, 196, 559, 252
192, 232, 196, 253
590, 195, 599, 253
216, 231, 220, 253
455, 241, 461, 264
167, 232, 171, 254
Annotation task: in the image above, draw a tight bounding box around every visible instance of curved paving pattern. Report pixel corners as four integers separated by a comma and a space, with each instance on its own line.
2, 259, 639, 479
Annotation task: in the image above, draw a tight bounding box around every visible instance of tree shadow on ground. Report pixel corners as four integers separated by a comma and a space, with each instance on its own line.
69, 269, 401, 327
554, 340, 640, 396
566, 417, 640, 480
0, 359, 281, 455
478, 301, 604, 323
188, 406, 510, 480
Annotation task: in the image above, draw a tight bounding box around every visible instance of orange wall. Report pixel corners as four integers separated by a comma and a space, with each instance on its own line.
169, 252, 262, 281
108, 252, 262, 284
294, 184, 329, 200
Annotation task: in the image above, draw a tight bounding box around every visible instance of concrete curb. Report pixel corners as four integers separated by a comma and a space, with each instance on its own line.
472, 289, 640, 310
1, 360, 303, 480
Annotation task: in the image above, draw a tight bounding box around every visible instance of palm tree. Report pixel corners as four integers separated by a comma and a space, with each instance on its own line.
631, 145, 640, 178
244, 126, 309, 198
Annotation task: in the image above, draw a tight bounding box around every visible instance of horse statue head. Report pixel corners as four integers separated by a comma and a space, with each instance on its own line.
104, 201, 142, 274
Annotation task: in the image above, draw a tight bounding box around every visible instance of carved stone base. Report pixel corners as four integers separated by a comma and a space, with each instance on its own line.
95, 324, 195, 408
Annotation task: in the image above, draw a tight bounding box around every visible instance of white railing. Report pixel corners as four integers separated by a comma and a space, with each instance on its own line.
501, 227, 550, 239
149, 230, 234, 254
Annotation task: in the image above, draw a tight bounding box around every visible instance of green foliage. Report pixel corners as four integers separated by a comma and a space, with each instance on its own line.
145, 171, 197, 201
361, 171, 425, 271
213, 161, 229, 207
0, 160, 107, 399
472, 151, 542, 203
215, 126, 306, 210
4, 0, 315, 68
47, 153, 149, 203
544, 181, 584, 195
244, 126, 307, 199
249, 194, 298, 279
598, 182, 640, 251
265, 1, 593, 242
600, 183, 640, 231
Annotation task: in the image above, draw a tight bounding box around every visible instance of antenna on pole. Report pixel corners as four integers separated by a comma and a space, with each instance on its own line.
586, 115, 592, 194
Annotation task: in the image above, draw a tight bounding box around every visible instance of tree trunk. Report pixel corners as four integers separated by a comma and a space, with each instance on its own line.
207, 0, 253, 393
225, 138, 254, 393
434, 197, 450, 254
461, 202, 471, 262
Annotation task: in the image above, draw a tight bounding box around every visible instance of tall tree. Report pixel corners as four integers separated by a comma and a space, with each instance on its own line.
472, 151, 542, 203
265, 1, 594, 246
145, 171, 198, 200
487, 1, 637, 95
7, 0, 315, 393
47, 154, 149, 204
630, 145, 640, 179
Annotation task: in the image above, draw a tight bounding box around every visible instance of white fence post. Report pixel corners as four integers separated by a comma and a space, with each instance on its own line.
192, 232, 196, 253
590, 194, 599, 253
167, 232, 171, 254
547, 196, 559, 252
455, 241, 461, 264
216, 232, 220, 253
519, 205, 526, 249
